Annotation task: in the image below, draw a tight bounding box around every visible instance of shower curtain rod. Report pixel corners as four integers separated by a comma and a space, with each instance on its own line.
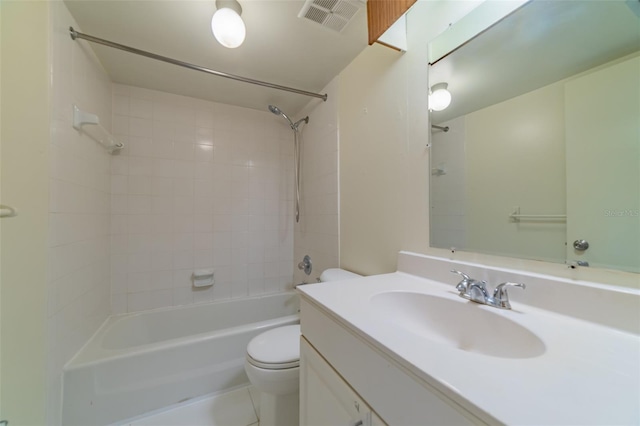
69, 27, 328, 102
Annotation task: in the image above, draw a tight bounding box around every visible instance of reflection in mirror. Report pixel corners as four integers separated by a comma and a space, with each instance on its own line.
428, 0, 640, 273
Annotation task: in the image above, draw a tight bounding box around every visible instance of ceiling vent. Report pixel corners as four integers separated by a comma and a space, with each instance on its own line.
298, 0, 363, 33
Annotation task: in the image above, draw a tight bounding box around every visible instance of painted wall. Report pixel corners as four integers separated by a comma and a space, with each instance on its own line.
294, 77, 341, 284
339, 1, 482, 275
110, 85, 294, 313
46, 3, 114, 424
0, 2, 50, 423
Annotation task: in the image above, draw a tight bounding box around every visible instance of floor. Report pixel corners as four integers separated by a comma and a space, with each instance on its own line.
115, 386, 261, 426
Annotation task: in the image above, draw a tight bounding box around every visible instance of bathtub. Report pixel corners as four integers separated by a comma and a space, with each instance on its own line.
62, 292, 299, 426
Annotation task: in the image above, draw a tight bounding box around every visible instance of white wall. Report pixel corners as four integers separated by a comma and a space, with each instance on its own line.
339, 1, 482, 275
0, 2, 50, 424
47, 2, 114, 423
110, 85, 294, 313
294, 77, 341, 284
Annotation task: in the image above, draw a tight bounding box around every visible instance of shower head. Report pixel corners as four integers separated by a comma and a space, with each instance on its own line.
268, 104, 294, 129
268, 104, 309, 130
268, 105, 282, 115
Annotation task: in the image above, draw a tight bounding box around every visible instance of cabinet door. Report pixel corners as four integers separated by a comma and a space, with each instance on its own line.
300, 337, 386, 426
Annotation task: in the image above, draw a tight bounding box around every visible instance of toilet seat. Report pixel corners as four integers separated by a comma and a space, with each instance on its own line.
246, 324, 300, 370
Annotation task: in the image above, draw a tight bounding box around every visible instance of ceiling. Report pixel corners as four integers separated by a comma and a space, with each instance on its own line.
65, 0, 369, 114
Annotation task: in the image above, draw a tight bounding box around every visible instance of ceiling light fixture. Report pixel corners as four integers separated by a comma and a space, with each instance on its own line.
211, 0, 246, 49
429, 82, 452, 111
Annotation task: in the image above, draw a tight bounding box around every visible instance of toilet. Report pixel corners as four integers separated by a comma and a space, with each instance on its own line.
244, 268, 362, 426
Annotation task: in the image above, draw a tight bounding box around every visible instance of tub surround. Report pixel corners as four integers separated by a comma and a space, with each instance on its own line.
110, 85, 295, 313
298, 252, 640, 425
62, 292, 298, 425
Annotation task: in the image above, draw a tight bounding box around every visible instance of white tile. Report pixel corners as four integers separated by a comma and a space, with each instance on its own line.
174, 214, 194, 234
111, 155, 129, 175
172, 288, 193, 306
129, 117, 153, 137
194, 250, 214, 269
196, 127, 214, 145
172, 269, 193, 289
130, 97, 153, 119
152, 139, 174, 159
146, 289, 173, 310
113, 94, 130, 116
127, 272, 151, 293
112, 115, 129, 135
128, 137, 153, 157
173, 250, 194, 270
173, 178, 194, 197
151, 251, 173, 272
111, 293, 127, 314
195, 144, 214, 162
194, 233, 214, 251
151, 176, 174, 196
193, 285, 214, 303
153, 120, 175, 139
127, 291, 150, 312
106, 88, 303, 313
128, 175, 151, 195
129, 157, 153, 176
194, 214, 214, 233
128, 195, 152, 215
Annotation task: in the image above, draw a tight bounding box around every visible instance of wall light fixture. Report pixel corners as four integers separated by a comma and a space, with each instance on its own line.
211, 0, 246, 49
429, 82, 452, 111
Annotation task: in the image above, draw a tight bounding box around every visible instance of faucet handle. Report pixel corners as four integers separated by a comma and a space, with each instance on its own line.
450, 270, 472, 292
492, 282, 526, 309
450, 270, 471, 281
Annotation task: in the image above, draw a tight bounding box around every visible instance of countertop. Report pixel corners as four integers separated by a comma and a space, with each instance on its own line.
298, 272, 640, 425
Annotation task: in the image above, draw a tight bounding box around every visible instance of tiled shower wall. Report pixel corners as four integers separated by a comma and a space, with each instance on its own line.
48, 3, 113, 423
110, 85, 294, 313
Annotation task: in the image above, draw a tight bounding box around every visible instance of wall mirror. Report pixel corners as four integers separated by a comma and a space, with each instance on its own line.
428, 0, 640, 273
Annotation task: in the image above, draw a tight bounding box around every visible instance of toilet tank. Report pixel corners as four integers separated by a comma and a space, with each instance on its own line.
319, 268, 362, 282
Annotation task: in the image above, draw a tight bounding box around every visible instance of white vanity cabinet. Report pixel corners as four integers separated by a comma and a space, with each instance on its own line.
299, 297, 483, 426
300, 337, 386, 426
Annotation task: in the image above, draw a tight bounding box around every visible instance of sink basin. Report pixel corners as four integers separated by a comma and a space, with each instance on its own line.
370, 292, 545, 359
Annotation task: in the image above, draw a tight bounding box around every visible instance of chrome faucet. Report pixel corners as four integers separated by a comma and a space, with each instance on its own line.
450, 270, 525, 310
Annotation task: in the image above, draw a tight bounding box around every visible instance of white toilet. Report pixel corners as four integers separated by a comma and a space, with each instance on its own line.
244, 268, 362, 426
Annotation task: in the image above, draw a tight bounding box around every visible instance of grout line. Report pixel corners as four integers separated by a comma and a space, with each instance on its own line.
247, 387, 260, 422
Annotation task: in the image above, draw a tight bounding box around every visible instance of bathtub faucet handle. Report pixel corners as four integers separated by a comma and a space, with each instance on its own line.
298, 255, 312, 276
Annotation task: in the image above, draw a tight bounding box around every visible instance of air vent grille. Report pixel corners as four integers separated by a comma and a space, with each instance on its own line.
298, 0, 363, 33
304, 7, 328, 25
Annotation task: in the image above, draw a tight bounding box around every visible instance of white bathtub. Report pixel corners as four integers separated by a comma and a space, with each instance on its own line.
62, 292, 299, 426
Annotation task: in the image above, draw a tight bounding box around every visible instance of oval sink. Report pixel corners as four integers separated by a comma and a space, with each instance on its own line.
370, 292, 545, 359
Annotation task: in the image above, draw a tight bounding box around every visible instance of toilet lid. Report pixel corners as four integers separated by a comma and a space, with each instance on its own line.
247, 325, 300, 368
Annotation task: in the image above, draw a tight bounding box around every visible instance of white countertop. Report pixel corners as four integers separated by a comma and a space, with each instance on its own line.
298, 272, 640, 425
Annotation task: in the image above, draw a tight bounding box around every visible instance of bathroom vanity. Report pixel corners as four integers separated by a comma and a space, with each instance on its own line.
298, 252, 640, 425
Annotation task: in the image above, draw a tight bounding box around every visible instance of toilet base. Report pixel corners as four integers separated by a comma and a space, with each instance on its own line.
259, 391, 299, 426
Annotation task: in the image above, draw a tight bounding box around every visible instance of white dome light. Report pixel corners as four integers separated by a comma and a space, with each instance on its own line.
211, 1, 246, 49
429, 83, 452, 111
